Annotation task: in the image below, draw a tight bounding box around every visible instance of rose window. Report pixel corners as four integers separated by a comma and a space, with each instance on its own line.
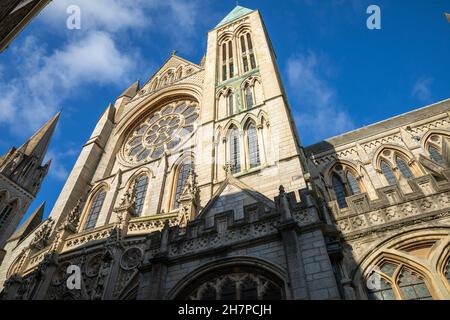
123, 100, 199, 164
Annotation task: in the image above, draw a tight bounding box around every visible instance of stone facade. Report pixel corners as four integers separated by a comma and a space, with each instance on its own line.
0, 6, 448, 301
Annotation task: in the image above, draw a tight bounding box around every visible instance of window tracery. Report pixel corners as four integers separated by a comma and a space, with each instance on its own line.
133, 175, 149, 216
367, 262, 433, 300
183, 273, 283, 301
328, 163, 363, 208
84, 190, 106, 231
123, 100, 199, 164
173, 159, 194, 209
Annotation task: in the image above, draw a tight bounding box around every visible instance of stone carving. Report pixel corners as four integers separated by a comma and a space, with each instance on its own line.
120, 248, 143, 270
65, 198, 83, 231
30, 218, 55, 250
178, 169, 199, 228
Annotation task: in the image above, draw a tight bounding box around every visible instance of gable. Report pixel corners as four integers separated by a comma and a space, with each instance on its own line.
200, 176, 275, 222
140, 54, 202, 94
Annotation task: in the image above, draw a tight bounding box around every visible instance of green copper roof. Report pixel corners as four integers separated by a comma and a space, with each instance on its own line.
216, 6, 253, 28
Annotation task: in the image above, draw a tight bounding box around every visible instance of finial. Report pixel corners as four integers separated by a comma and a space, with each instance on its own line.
445, 13, 450, 23
171, 50, 178, 56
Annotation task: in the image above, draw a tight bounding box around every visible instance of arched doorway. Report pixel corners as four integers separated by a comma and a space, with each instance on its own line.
170, 258, 286, 300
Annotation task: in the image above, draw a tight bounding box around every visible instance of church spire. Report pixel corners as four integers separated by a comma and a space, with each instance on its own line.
216, 5, 253, 28
18, 112, 60, 164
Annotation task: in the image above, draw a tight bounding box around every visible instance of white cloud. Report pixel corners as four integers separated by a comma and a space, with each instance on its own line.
0, 31, 136, 135
412, 77, 433, 102
42, 0, 201, 37
287, 51, 355, 143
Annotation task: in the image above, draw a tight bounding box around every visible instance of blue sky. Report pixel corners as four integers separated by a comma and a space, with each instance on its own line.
0, 0, 449, 223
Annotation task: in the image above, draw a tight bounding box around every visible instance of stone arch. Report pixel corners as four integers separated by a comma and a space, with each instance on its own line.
372, 144, 418, 172
420, 129, 450, 149
257, 110, 269, 127
353, 227, 450, 300
217, 31, 234, 45
125, 167, 154, 191
223, 119, 242, 137
234, 24, 252, 38
421, 129, 450, 165
241, 113, 258, 129
78, 182, 110, 232
166, 256, 288, 300
372, 144, 423, 185
166, 153, 195, 212
114, 86, 202, 169
216, 86, 234, 119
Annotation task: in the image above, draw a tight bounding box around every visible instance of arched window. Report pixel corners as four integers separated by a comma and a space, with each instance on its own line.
240, 33, 256, 73
229, 127, 241, 174
429, 146, 444, 165
177, 267, 284, 300
381, 161, 397, 186
173, 159, 193, 209
367, 277, 395, 300
0, 202, 14, 230
347, 172, 361, 194
176, 68, 183, 80
397, 268, 432, 300
332, 174, 347, 208
366, 261, 434, 300
247, 123, 260, 168
133, 175, 149, 216
84, 190, 107, 231
244, 85, 253, 109
444, 258, 450, 285
396, 157, 414, 180
221, 40, 234, 81
228, 92, 234, 116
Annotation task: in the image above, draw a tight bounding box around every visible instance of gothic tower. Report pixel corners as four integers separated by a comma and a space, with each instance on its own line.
0, 113, 59, 262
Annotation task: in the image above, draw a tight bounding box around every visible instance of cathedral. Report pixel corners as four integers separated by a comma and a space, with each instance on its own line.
0, 6, 449, 300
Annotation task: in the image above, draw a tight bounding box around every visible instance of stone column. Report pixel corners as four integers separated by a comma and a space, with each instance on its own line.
276, 186, 309, 300
137, 222, 170, 300
32, 252, 59, 300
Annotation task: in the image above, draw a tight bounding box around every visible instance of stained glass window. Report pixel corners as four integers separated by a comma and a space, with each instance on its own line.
245, 86, 253, 109
445, 259, 450, 284
381, 161, 397, 186
229, 127, 241, 174
368, 277, 396, 300
228, 41, 234, 78
84, 191, 106, 230
228, 93, 234, 116
183, 272, 283, 301
173, 160, 193, 209
246, 33, 256, 69
247, 123, 260, 168
0, 203, 14, 230
347, 172, 361, 195
134, 175, 149, 216
396, 157, 414, 180
429, 146, 444, 165
241, 276, 258, 300
123, 100, 199, 164
397, 268, 432, 300
332, 174, 348, 208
